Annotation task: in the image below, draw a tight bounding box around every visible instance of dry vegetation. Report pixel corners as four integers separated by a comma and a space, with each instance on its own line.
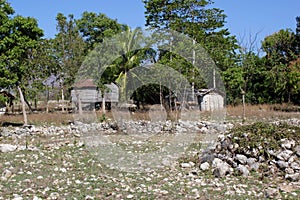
1, 104, 299, 126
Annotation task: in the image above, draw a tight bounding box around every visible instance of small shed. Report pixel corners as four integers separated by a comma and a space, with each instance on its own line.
71, 79, 119, 110
196, 88, 224, 111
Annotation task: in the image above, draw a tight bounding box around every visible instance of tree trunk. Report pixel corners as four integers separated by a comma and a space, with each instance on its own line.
102, 96, 106, 115
18, 86, 28, 125
24, 95, 33, 113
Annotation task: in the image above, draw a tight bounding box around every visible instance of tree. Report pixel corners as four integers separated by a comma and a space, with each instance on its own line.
262, 29, 297, 65
262, 29, 299, 104
0, 0, 43, 124
76, 12, 125, 49
53, 13, 86, 109
144, 0, 239, 72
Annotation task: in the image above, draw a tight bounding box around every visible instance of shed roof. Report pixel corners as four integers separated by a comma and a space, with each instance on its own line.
73, 79, 97, 88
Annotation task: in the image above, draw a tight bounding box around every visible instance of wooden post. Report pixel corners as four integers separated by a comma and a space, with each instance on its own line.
102, 96, 106, 115
17, 86, 27, 125
61, 88, 65, 112
240, 88, 246, 123
77, 93, 82, 115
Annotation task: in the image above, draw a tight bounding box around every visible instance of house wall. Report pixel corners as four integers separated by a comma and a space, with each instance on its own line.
200, 93, 224, 111
70, 83, 119, 106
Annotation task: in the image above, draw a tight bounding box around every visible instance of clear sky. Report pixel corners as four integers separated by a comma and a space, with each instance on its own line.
6, 0, 300, 48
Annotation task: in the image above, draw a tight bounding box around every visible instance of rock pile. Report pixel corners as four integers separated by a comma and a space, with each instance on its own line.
199, 120, 300, 181
0, 119, 226, 152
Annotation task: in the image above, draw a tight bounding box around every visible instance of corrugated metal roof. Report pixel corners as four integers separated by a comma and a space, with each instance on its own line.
73, 79, 97, 88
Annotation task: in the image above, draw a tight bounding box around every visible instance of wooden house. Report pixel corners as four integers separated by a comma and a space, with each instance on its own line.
196, 88, 224, 111
71, 79, 119, 111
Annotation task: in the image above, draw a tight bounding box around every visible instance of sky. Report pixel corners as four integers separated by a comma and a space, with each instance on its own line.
6, 0, 300, 49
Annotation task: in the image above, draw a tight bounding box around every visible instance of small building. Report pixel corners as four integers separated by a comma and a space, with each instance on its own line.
71, 79, 119, 111
196, 88, 224, 111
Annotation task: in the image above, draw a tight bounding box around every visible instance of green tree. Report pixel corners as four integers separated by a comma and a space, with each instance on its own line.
262, 29, 297, 65
53, 13, 86, 106
76, 12, 125, 49
262, 29, 299, 103
144, 0, 239, 72
0, 0, 43, 123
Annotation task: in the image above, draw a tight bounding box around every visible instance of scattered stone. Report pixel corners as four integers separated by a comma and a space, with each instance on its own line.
126, 194, 134, 199
294, 145, 300, 157
212, 158, 231, 178
277, 150, 293, 161
12, 194, 23, 200
265, 187, 280, 199
1, 169, 13, 181
290, 161, 300, 170
281, 139, 296, 149
236, 164, 249, 177
200, 162, 210, 171
47, 192, 60, 200
181, 163, 192, 168
0, 144, 18, 152
285, 168, 294, 174
285, 173, 300, 182
276, 161, 289, 169
235, 154, 247, 164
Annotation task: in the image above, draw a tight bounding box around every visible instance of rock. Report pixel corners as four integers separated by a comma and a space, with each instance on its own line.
48, 192, 60, 200
290, 161, 300, 170
288, 155, 297, 164
248, 162, 260, 171
247, 157, 257, 165
1, 169, 13, 181
236, 164, 249, 177
251, 148, 259, 157
0, 144, 18, 153
276, 161, 289, 169
181, 163, 192, 168
199, 153, 215, 164
265, 187, 280, 199
212, 158, 223, 168
33, 196, 42, 200
226, 157, 237, 168
285, 168, 294, 174
277, 150, 293, 161
212, 158, 231, 178
281, 139, 296, 149
294, 145, 300, 157
200, 162, 210, 171
285, 173, 300, 182
221, 138, 231, 149
12, 194, 23, 200
235, 154, 247, 164
233, 143, 239, 150
126, 194, 134, 199
214, 143, 222, 153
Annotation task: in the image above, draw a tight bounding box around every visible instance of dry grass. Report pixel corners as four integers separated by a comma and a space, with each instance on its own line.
226, 104, 300, 122
0, 104, 299, 126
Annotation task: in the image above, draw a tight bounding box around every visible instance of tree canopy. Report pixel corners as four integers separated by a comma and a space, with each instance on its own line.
0, 0, 299, 109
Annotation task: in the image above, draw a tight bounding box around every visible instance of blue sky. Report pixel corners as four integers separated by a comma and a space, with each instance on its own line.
7, 0, 300, 48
